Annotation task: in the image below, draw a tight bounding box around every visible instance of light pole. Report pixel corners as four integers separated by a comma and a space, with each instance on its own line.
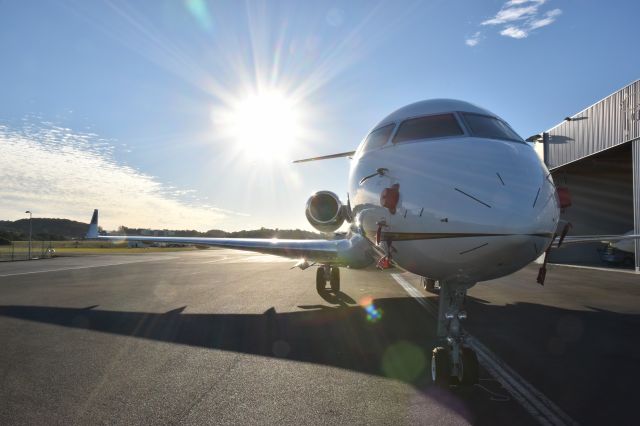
25, 210, 32, 260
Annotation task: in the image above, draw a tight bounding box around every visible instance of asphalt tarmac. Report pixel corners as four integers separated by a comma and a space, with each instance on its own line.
0, 250, 638, 425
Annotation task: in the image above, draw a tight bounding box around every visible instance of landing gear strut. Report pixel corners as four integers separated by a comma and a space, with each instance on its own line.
316, 265, 340, 293
430, 281, 479, 386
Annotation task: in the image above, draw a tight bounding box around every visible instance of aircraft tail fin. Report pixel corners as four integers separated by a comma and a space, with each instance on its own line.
86, 209, 99, 239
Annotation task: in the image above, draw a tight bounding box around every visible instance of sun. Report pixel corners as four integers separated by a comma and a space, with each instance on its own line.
216, 89, 304, 162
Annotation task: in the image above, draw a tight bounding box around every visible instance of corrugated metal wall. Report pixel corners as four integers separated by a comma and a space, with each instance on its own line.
634, 139, 640, 272
547, 79, 640, 170
546, 80, 640, 269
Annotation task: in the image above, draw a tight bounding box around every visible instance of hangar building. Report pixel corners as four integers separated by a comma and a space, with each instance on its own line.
536, 79, 640, 272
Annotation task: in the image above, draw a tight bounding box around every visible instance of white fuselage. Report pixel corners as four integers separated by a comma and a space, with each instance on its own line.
347, 100, 559, 284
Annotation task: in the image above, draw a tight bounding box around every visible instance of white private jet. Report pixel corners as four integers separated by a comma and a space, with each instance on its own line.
86, 99, 639, 386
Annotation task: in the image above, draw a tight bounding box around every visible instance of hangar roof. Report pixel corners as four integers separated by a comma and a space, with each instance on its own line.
546, 79, 640, 170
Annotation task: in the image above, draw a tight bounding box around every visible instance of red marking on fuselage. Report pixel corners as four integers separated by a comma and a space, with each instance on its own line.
380, 184, 400, 214
557, 187, 572, 209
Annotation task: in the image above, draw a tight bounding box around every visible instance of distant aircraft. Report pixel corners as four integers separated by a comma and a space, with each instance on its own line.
609, 231, 636, 254
86, 99, 639, 386
599, 230, 636, 266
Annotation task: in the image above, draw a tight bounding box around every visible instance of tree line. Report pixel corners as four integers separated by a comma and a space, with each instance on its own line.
0, 218, 326, 244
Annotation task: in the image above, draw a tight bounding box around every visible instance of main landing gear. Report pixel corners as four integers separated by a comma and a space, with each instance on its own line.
316, 265, 340, 293
421, 277, 440, 294
430, 281, 479, 387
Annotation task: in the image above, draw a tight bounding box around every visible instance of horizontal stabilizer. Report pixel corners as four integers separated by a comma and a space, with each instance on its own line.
293, 150, 356, 163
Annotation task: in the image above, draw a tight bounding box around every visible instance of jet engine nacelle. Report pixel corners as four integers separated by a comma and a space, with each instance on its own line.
305, 191, 346, 233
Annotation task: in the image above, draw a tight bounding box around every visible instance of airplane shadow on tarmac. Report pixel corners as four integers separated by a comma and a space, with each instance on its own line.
0, 295, 437, 384
1, 294, 639, 425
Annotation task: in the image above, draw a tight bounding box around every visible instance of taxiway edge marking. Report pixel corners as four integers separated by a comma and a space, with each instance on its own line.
0, 257, 178, 278
549, 263, 639, 275
390, 273, 578, 426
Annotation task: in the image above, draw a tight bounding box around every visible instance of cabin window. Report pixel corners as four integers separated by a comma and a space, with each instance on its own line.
361, 123, 395, 153
461, 112, 523, 142
393, 113, 463, 144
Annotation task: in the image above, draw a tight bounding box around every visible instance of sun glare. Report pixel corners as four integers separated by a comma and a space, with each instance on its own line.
216, 89, 304, 162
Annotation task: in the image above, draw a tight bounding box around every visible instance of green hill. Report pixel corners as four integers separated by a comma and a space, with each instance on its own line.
0, 218, 88, 241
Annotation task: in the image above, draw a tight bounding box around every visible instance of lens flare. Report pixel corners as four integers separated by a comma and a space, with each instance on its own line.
184, 0, 213, 31
359, 296, 382, 323
381, 341, 426, 382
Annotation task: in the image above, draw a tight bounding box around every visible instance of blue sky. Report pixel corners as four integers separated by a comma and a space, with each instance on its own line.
1, 0, 638, 231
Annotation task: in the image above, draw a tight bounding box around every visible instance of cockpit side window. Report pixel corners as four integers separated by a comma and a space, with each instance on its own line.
393, 113, 463, 144
360, 123, 395, 154
461, 112, 524, 142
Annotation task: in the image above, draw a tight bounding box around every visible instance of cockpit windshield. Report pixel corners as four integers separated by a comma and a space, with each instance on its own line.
359, 123, 395, 154
461, 112, 523, 142
393, 113, 464, 144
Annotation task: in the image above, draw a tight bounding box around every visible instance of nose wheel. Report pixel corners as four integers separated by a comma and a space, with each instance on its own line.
431, 346, 479, 386
316, 265, 340, 293
457, 346, 479, 385
431, 347, 451, 386
430, 281, 479, 387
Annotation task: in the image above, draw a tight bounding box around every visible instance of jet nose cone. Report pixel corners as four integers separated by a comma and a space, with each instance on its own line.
480, 142, 556, 227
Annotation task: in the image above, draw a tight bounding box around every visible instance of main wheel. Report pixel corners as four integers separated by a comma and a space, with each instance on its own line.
458, 347, 479, 385
423, 278, 439, 294
316, 268, 326, 293
431, 346, 450, 386
330, 267, 340, 291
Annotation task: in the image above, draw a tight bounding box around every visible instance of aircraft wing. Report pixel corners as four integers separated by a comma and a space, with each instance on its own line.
85, 210, 372, 267
552, 233, 640, 248
292, 150, 355, 163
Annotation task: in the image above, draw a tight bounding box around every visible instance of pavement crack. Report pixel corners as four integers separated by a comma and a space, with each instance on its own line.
170, 354, 242, 424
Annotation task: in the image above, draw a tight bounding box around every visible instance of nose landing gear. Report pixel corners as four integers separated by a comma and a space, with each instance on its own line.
316, 265, 340, 293
430, 281, 479, 386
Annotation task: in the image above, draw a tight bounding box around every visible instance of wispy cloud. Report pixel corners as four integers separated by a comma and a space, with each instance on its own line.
528, 8, 562, 30
465, 31, 482, 47
481, 2, 543, 26
0, 120, 245, 231
500, 26, 528, 39
466, 0, 561, 45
